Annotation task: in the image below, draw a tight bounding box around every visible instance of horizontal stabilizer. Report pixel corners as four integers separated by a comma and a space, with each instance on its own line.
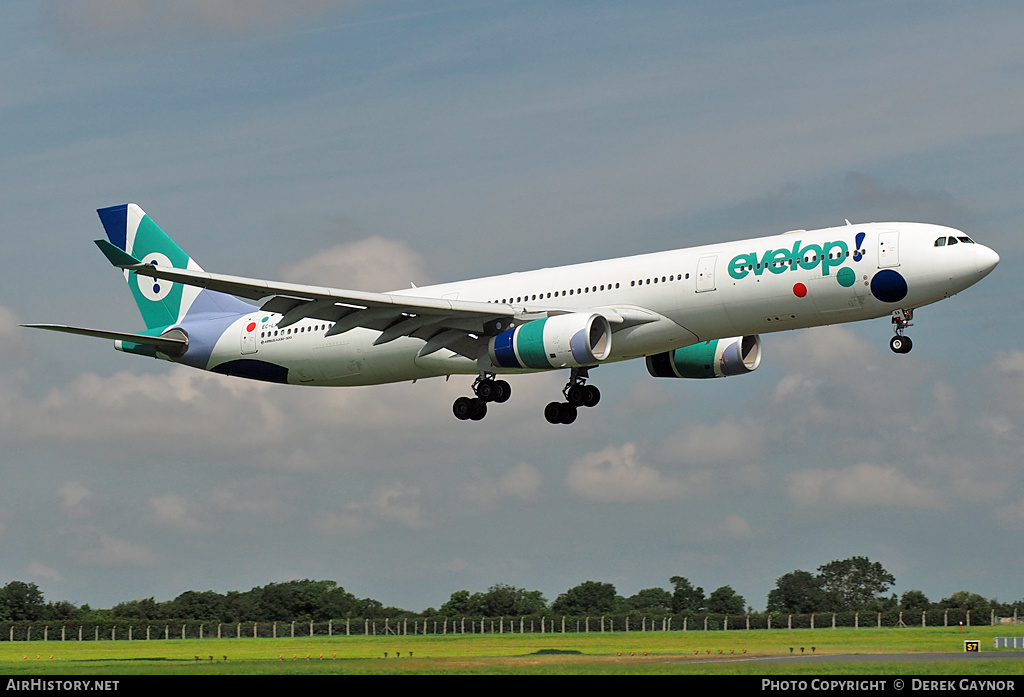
94, 238, 141, 267
21, 324, 188, 354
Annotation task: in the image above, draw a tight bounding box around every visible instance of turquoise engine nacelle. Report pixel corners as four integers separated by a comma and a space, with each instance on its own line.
488, 313, 612, 370
646, 335, 762, 379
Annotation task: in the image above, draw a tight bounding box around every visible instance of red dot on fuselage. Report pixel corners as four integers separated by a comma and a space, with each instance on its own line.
793, 283, 807, 298
247, 322, 257, 332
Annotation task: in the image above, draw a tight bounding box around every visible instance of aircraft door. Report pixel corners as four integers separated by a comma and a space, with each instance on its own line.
878, 231, 900, 268
696, 256, 717, 292
241, 317, 258, 355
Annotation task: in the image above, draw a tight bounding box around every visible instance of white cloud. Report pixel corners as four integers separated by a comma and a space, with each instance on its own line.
566, 443, 691, 502
0, 304, 24, 347
278, 237, 431, 292
460, 463, 543, 507
314, 511, 374, 537
787, 463, 937, 508
1, 363, 442, 467
150, 494, 205, 532
771, 373, 821, 405
93, 535, 159, 566
350, 483, 427, 528
210, 487, 279, 514
724, 515, 754, 539
991, 351, 1024, 375
978, 352, 1024, 442
68, 528, 159, 567
27, 562, 63, 583
658, 417, 764, 466
58, 481, 92, 513
317, 483, 427, 535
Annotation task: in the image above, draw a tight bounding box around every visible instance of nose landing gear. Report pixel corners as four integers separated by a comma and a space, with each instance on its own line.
890, 308, 914, 354
452, 374, 511, 421
545, 367, 601, 425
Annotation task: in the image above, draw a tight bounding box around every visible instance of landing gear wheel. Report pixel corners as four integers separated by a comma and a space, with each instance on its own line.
890, 335, 913, 354
544, 402, 578, 425
475, 379, 496, 401
453, 396, 475, 420
459, 375, 511, 421
492, 380, 511, 403
469, 399, 487, 420
555, 367, 599, 421
565, 384, 587, 406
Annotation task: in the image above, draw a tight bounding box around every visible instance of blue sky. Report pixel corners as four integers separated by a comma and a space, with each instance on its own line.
1, 0, 1023, 612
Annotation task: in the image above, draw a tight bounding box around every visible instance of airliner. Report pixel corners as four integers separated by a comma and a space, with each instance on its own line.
25, 204, 999, 424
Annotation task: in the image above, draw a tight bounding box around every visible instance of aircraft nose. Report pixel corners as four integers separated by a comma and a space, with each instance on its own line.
975, 244, 1000, 276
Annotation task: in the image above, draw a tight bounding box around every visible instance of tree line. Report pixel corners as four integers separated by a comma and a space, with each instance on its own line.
2, 556, 1021, 623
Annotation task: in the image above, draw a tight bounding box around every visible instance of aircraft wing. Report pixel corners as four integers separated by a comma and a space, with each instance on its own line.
95, 240, 661, 360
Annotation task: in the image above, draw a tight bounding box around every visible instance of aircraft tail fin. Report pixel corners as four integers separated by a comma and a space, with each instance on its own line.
96, 204, 253, 329
97, 204, 204, 330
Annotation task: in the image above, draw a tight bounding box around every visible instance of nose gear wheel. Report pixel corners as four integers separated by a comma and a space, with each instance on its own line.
890, 309, 914, 354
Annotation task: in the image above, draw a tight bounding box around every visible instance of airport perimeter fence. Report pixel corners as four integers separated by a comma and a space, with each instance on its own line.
1, 608, 1019, 641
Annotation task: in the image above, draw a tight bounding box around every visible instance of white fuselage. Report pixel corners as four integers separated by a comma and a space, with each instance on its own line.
203, 222, 998, 386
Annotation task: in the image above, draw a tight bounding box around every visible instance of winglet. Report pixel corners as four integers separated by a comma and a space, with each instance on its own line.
94, 238, 141, 267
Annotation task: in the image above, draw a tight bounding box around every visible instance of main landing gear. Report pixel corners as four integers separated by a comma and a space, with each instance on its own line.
452, 369, 602, 425
889, 308, 914, 354
452, 374, 511, 421
544, 368, 601, 425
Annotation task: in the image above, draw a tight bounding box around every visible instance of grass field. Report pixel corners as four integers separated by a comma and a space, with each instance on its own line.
2, 626, 1023, 675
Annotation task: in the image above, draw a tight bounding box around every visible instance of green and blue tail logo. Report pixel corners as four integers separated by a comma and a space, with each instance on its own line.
97, 203, 205, 330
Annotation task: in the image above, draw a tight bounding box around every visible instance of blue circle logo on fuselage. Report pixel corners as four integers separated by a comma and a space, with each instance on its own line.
870, 269, 908, 303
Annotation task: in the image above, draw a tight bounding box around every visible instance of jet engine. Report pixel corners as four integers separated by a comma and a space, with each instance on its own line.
646, 335, 761, 379
489, 313, 612, 370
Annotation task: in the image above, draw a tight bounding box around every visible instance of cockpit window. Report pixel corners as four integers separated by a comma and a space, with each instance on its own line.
958, 236, 975, 244
947, 236, 958, 245
934, 237, 946, 247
